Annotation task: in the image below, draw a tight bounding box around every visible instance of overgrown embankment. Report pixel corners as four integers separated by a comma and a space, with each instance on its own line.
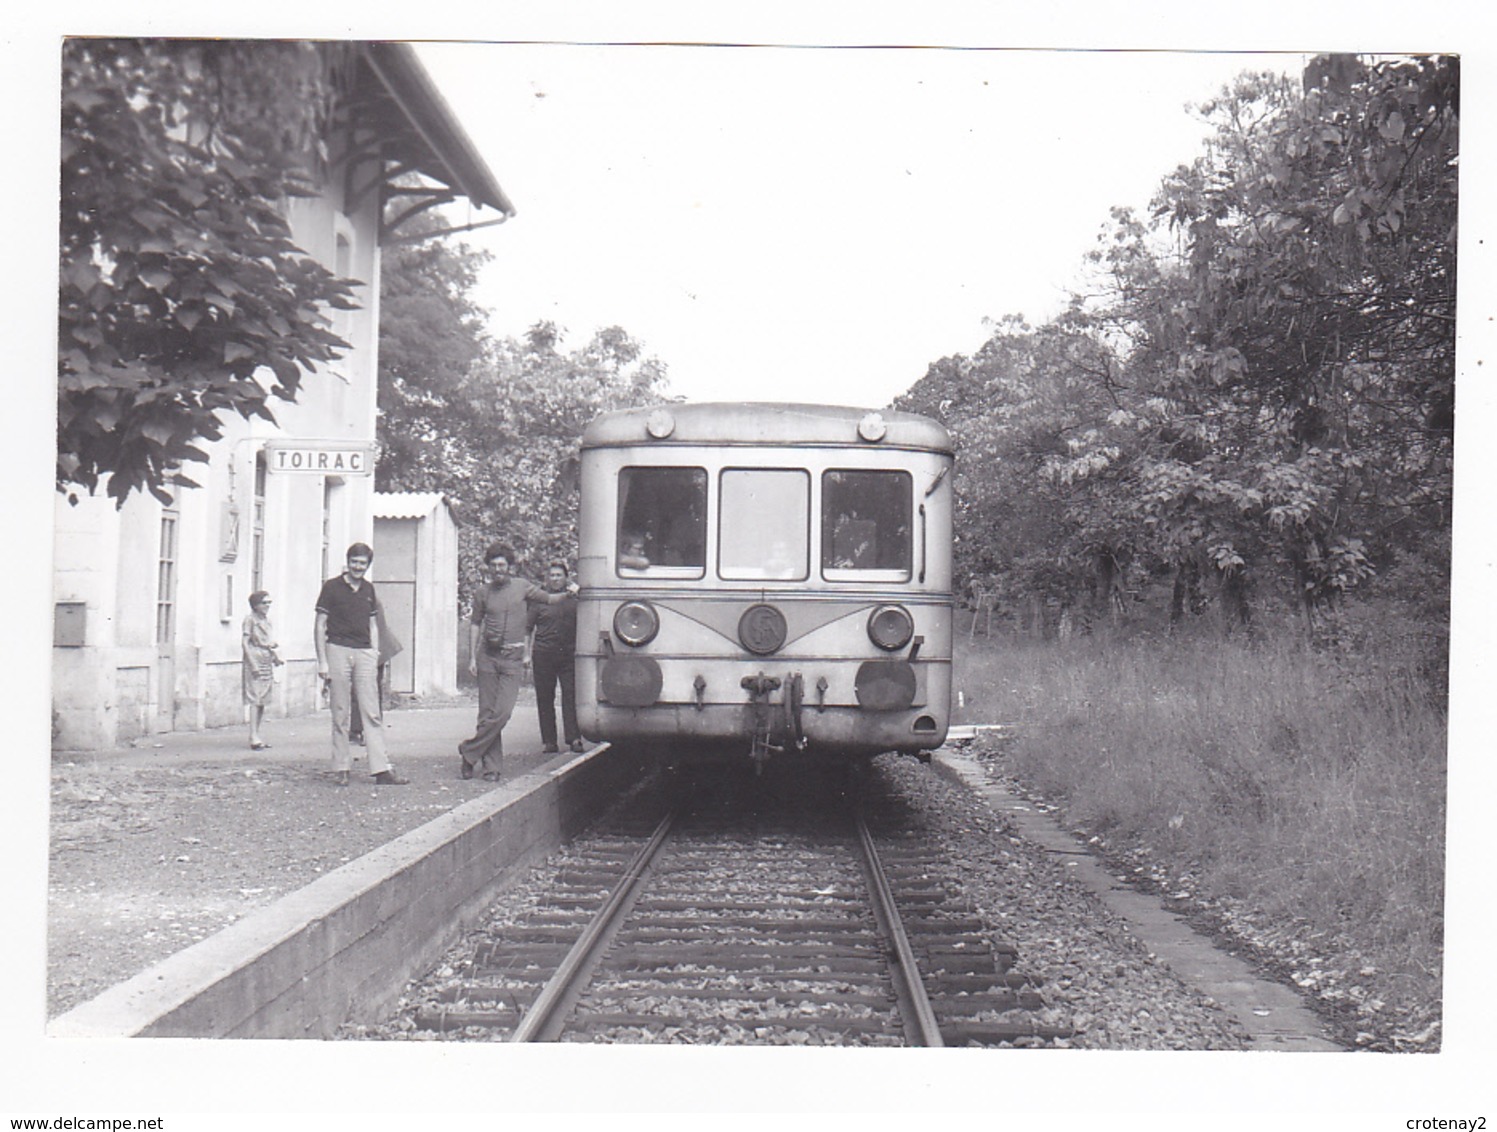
954, 626, 1446, 1051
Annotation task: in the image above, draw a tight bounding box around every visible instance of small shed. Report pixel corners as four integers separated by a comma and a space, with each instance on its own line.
373, 492, 459, 697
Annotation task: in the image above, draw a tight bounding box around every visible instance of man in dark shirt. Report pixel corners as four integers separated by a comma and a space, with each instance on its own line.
526, 560, 583, 755
314, 543, 407, 787
458, 542, 577, 781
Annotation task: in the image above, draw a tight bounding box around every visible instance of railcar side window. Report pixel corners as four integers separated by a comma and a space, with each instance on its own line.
718, 469, 810, 580
617, 467, 707, 578
822, 470, 912, 581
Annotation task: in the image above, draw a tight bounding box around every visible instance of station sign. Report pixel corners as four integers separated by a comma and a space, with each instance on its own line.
264, 443, 373, 476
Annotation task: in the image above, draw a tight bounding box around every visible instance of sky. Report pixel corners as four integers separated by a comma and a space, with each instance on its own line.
416, 43, 1307, 408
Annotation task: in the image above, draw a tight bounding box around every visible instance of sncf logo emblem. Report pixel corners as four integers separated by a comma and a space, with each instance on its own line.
738, 604, 788, 655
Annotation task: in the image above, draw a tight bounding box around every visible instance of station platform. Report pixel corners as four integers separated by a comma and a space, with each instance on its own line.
56, 689, 560, 778
46, 689, 591, 1023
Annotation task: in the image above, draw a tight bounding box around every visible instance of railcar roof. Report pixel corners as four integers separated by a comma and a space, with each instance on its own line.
581, 402, 952, 453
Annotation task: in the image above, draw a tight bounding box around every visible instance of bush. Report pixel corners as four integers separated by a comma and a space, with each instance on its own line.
954, 619, 1446, 1040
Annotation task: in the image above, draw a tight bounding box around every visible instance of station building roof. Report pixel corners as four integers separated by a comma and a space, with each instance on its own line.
347, 42, 516, 242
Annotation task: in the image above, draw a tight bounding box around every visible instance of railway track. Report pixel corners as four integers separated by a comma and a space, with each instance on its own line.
411, 764, 1071, 1046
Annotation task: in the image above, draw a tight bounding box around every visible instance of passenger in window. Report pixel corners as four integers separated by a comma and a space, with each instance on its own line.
764, 539, 798, 579
656, 507, 704, 567
831, 514, 878, 568
619, 532, 651, 571
642, 519, 664, 563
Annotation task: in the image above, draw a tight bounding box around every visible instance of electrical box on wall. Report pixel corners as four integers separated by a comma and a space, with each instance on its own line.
54, 601, 86, 647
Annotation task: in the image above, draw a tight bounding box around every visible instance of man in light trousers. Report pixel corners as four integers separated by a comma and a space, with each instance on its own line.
459, 542, 576, 781
314, 542, 408, 787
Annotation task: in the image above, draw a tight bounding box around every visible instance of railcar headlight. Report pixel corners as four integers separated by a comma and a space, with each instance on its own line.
867, 604, 915, 651
613, 601, 660, 647
646, 408, 676, 439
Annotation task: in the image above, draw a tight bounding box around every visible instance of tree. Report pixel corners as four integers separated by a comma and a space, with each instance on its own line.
1100, 56, 1456, 625
375, 233, 671, 586
896, 314, 1133, 630
902, 54, 1456, 644
376, 223, 494, 487
58, 39, 359, 504
374, 201, 671, 586
445, 323, 671, 589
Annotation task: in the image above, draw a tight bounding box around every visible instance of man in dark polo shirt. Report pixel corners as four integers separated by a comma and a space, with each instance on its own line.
314, 543, 407, 787
526, 560, 584, 755
459, 542, 577, 781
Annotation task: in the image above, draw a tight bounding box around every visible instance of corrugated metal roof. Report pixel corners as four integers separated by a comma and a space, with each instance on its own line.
373, 491, 450, 519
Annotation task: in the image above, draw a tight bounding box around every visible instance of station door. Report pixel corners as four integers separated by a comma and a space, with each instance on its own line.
374, 517, 417, 695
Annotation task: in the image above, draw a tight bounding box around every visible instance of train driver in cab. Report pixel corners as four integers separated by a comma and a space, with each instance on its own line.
619, 531, 651, 572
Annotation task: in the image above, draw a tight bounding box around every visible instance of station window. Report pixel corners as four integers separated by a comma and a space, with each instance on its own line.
252, 453, 266, 593
821, 469, 912, 581
719, 468, 810, 581
156, 510, 178, 644
617, 467, 707, 578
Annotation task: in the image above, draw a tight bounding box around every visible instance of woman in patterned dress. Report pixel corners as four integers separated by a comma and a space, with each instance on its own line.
242, 590, 282, 749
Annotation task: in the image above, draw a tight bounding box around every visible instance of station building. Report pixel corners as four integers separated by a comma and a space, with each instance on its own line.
52, 43, 510, 750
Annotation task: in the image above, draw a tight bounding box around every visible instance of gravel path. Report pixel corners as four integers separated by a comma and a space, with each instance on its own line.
46, 700, 554, 1019
873, 753, 1251, 1049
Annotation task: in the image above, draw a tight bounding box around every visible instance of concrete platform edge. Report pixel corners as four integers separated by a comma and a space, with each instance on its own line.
48, 743, 633, 1040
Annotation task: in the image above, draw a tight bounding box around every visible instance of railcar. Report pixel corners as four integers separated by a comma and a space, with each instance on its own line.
574, 402, 954, 765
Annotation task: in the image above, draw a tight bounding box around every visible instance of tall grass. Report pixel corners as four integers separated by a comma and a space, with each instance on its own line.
954, 625, 1446, 1019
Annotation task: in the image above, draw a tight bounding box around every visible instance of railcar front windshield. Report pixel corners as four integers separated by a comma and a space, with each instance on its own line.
617, 467, 707, 578
718, 468, 810, 580
822, 469, 912, 581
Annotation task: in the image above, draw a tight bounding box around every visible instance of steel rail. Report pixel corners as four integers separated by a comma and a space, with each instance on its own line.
510, 811, 675, 1042
856, 814, 945, 1047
